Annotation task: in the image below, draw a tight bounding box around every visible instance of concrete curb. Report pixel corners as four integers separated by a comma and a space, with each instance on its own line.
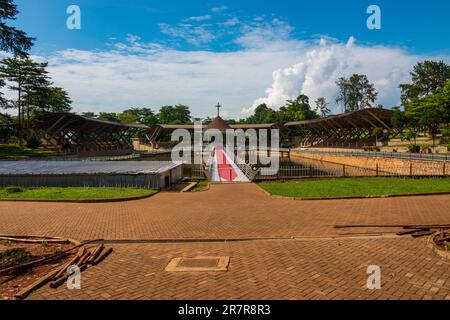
0, 190, 159, 203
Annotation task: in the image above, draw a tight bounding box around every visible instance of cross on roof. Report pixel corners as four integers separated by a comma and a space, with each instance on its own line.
216, 102, 222, 117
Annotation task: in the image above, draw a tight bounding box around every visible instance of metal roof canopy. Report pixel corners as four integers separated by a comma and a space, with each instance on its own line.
285, 108, 394, 131
0, 161, 181, 175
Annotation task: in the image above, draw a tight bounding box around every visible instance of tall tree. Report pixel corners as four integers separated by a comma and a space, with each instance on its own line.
97, 112, 120, 122
277, 94, 318, 122
119, 107, 157, 125
314, 97, 330, 117
81, 112, 96, 118
336, 74, 378, 112
245, 104, 277, 124
400, 60, 450, 104
26, 86, 72, 113
0, 57, 50, 145
0, 0, 34, 57
157, 105, 191, 124
404, 81, 450, 146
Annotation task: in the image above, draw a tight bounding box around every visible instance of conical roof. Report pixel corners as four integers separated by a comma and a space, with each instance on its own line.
204, 116, 231, 132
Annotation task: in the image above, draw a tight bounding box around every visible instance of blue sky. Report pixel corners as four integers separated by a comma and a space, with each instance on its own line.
8, 0, 450, 118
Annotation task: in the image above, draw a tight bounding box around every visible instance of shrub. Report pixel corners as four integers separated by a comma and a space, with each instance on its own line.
408, 145, 421, 153
26, 136, 40, 149
5, 186, 24, 193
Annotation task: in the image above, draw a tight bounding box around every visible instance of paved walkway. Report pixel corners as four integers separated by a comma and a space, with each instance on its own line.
1, 183, 449, 300
1, 184, 450, 240
31, 238, 450, 300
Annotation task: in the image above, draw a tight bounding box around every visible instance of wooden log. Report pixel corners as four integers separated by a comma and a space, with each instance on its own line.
0, 239, 102, 275
92, 247, 113, 266
396, 229, 428, 236
335, 224, 450, 229
87, 244, 104, 264
15, 267, 60, 299
53, 254, 80, 280
404, 225, 450, 230
412, 230, 435, 238
0, 236, 69, 244
0, 234, 58, 239
334, 224, 407, 228
49, 263, 88, 289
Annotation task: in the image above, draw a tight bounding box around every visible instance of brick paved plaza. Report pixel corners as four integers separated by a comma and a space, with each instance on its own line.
1, 184, 450, 300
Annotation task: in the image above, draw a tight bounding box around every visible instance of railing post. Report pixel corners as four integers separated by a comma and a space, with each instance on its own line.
342, 164, 346, 177
410, 162, 413, 177
376, 163, 379, 177
444, 162, 446, 177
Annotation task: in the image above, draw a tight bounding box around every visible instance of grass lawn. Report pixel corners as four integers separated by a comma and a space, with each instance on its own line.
190, 180, 209, 192
258, 177, 450, 199
0, 187, 157, 201
0, 144, 61, 159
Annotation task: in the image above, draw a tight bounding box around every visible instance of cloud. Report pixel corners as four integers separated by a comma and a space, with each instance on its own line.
217, 17, 240, 27
159, 23, 215, 46
211, 6, 228, 12
248, 37, 431, 114
184, 15, 212, 22
235, 18, 295, 49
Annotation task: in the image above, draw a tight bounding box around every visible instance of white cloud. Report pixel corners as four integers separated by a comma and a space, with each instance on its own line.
211, 6, 228, 12
159, 23, 216, 46
218, 17, 240, 27
249, 37, 433, 114
184, 15, 212, 22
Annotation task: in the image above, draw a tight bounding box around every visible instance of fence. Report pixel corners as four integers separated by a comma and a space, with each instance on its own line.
254, 161, 449, 180
297, 149, 450, 162
0, 174, 162, 189
183, 164, 206, 180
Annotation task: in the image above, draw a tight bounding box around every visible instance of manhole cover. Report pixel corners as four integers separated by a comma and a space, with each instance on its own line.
165, 256, 230, 272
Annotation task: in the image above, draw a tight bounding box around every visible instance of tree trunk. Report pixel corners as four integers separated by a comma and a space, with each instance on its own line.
18, 86, 22, 147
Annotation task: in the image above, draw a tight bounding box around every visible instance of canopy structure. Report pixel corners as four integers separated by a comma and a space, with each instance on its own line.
34, 108, 396, 153
34, 112, 152, 153
284, 108, 395, 148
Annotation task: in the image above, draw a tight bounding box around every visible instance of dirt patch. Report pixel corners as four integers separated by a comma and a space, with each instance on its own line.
0, 241, 75, 300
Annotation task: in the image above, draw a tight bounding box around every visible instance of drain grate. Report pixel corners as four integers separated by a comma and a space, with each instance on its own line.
165, 256, 230, 272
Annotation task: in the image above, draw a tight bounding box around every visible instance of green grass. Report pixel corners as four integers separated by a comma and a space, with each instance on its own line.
189, 180, 209, 192
258, 177, 450, 199
0, 144, 61, 159
0, 187, 157, 201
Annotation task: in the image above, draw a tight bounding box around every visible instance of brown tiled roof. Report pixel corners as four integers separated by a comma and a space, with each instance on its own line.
205, 116, 232, 132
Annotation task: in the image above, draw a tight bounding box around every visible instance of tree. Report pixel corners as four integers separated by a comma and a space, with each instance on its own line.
404, 81, 450, 147
245, 104, 278, 124
336, 74, 378, 112
314, 97, 330, 117
0, 57, 50, 145
33, 87, 72, 113
81, 112, 96, 118
400, 60, 450, 104
277, 94, 318, 122
119, 108, 157, 125
0, 112, 15, 142
0, 0, 34, 57
97, 112, 120, 122
202, 117, 212, 125
157, 105, 191, 124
